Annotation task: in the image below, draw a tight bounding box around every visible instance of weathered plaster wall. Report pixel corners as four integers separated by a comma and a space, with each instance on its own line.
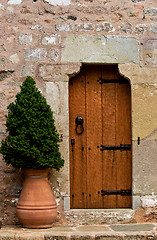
0, 0, 157, 225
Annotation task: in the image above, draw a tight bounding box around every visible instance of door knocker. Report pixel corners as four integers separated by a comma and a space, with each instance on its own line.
75, 117, 84, 135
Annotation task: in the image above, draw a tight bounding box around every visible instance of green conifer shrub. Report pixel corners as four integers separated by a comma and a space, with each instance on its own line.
0, 76, 64, 170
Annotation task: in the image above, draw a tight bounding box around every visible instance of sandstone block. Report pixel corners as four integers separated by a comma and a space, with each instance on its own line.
8, 0, 22, 4
71, 236, 93, 240
24, 48, 47, 62
150, 23, 157, 34
96, 23, 115, 32
15, 232, 43, 239
38, 64, 68, 82
141, 196, 157, 208
44, 0, 71, 6
31, 25, 43, 31
124, 235, 144, 240
38, 63, 81, 81
135, 24, 146, 34
119, 63, 157, 84
19, 34, 32, 45
7, 6, 14, 12
95, 235, 123, 240
64, 196, 70, 210
140, 37, 157, 66
141, 37, 157, 51
53, 115, 69, 137
42, 34, 61, 45
144, 8, 157, 16
120, 23, 132, 34
75, 23, 94, 32
21, 64, 34, 77
10, 53, 20, 64
111, 224, 155, 232
55, 24, 73, 32
0, 57, 7, 68
49, 49, 59, 62
46, 82, 68, 117
132, 196, 141, 210
61, 34, 139, 64
0, 70, 14, 80
0, 232, 15, 239
0, 45, 5, 53
44, 235, 68, 240
0, 4, 4, 10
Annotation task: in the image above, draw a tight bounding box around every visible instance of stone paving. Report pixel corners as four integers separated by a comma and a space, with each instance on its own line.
0, 223, 156, 240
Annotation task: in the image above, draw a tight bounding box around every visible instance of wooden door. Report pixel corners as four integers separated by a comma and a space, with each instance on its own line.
69, 65, 132, 209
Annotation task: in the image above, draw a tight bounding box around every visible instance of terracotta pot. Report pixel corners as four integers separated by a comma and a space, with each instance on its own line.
16, 168, 57, 228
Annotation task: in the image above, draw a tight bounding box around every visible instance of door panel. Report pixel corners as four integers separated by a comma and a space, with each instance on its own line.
101, 66, 117, 208
86, 65, 103, 208
69, 67, 87, 208
69, 65, 132, 209
116, 82, 132, 208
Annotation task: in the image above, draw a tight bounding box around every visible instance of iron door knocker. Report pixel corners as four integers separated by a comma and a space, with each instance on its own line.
75, 117, 84, 135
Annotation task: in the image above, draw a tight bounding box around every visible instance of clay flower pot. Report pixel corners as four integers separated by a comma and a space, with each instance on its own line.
16, 168, 57, 228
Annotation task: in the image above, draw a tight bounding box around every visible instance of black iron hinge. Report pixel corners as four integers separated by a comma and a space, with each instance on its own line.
101, 189, 132, 196
98, 78, 129, 84
100, 144, 131, 151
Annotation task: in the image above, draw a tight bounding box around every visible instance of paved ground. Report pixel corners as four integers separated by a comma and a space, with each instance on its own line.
0, 223, 157, 239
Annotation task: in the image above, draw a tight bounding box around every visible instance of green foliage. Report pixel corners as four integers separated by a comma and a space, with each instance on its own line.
0, 76, 64, 170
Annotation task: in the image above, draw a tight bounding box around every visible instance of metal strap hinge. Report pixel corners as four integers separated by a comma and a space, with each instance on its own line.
98, 78, 129, 84
100, 144, 131, 151
101, 189, 132, 196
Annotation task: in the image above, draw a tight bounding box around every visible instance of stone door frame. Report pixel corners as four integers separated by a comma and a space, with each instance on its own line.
45, 34, 142, 211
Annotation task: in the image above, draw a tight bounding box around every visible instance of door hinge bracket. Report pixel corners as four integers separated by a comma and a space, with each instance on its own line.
101, 189, 132, 196
100, 144, 131, 151
98, 78, 128, 84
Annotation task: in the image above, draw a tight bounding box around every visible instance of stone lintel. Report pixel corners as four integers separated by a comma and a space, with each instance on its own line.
61, 35, 139, 64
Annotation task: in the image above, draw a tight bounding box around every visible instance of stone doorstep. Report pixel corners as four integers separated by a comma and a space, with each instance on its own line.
0, 224, 156, 240
64, 209, 135, 224
110, 223, 156, 232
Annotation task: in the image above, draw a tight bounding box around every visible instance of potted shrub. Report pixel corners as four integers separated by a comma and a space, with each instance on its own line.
0, 76, 64, 228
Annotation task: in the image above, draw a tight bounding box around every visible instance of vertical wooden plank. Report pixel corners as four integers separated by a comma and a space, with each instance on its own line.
69, 66, 87, 208
101, 65, 117, 208
86, 65, 103, 209
115, 80, 132, 208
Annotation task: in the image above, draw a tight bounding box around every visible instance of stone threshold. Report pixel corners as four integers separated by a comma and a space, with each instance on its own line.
65, 209, 135, 224
0, 223, 156, 240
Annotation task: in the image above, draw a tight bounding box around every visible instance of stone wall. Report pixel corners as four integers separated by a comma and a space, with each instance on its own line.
0, 0, 157, 225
